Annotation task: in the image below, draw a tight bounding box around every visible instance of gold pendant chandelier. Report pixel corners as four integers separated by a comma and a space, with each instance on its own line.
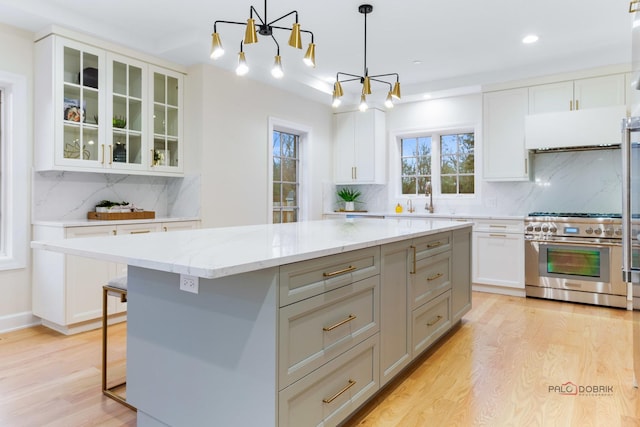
210, 1, 316, 78
332, 4, 401, 110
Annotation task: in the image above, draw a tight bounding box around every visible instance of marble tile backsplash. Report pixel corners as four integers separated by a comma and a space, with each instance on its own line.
325, 148, 623, 216
32, 171, 200, 221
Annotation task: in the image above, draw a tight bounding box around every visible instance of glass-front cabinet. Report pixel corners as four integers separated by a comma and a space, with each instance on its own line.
107, 54, 147, 171
150, 66, 183, 172
35, 33, 184, 175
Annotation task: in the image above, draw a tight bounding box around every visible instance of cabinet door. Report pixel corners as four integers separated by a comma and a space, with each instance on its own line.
334, 112, 356, 183
472, 232, 524, 288
107, 53, 148, 171
482, 88, 530, 181
451, 228, 472, 323
161, 220, 200, 232
379, 241, 410, 386
574, 74, 625, 110
65, 225, 117, 323
528, 81, 574, 114
56, 38, 106, 169
149, 65, 184, 173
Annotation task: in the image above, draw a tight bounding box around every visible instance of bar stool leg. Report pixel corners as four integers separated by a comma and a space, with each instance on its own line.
102, 285, 136, 411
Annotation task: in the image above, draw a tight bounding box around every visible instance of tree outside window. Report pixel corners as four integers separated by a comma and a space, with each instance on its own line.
401, 136, 431, 195
440, 133, 474, 194
273, 130, 299, 223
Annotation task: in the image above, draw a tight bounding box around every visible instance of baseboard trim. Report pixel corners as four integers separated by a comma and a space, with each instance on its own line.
0, 311, 41, 334
472, 283, 526, 297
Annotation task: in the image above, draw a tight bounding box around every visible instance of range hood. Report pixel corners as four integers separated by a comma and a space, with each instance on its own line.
525, 105, 626, 152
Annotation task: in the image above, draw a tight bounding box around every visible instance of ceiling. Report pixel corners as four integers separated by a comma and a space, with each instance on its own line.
0, 0, 633, 107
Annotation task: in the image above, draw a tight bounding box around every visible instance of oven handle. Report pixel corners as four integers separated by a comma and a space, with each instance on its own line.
525, 238, 620, 248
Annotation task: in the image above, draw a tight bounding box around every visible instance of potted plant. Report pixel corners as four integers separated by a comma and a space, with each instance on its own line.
337, 187, 361, 212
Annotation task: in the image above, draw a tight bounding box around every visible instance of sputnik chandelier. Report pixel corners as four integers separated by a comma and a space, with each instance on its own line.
210, 1, 316, 78
332, 4, 401, 111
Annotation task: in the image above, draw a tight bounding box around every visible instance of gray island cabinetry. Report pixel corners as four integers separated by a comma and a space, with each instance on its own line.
32, 218, 472, 427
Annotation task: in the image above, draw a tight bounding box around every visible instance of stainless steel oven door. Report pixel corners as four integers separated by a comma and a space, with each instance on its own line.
525, 238, 627, 307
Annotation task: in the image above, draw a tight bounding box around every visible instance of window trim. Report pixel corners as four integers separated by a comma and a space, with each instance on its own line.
391, 124, 478, 201
268, 117, 311, 224
0, 71, 28, 270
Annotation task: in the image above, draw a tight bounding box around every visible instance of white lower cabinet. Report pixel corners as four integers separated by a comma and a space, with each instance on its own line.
32, 219, 200, 334
472, 219, 524, 291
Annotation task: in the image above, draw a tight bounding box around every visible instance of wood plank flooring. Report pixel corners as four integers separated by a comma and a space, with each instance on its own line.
0, 292, 637, 426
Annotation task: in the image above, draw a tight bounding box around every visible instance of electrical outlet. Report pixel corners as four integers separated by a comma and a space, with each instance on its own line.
179, 274, 199, 294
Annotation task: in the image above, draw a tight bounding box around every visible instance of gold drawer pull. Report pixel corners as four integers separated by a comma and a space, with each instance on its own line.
427, 241, 442, 249
427, 273, 443, 281
489, 224, 507, 228
130, 230, 151, 234
410, 245, 416, 274
109, 145, 113, 165
489, 234, 507, 238
323, 314, 357, 332
322, 379, 356, 404
631, 0, 640, 13
323, 265, 357, 277
427, 315, 443, 327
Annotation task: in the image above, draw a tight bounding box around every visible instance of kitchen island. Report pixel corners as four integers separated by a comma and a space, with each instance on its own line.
32, 218, 473, 427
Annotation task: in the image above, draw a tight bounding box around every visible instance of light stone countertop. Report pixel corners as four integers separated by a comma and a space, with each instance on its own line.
31, 217, 472, 279
325, 211, 525, 221
32, 216, 201, 227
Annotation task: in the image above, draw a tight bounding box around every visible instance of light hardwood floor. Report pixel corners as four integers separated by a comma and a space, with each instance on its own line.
0, 292, 638, 426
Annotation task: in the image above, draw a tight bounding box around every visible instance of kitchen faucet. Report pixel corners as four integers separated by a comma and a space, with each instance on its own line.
425, 182, 434, 213
406, 199, 415, 213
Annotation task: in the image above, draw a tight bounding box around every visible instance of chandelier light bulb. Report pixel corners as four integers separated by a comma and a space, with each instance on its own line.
236, 51, 249, 76
332, 92, 342, 108
271, 55, 284, 79
385, 92, 394, 109
303, 43, 316, 67
359, 94, 368, 112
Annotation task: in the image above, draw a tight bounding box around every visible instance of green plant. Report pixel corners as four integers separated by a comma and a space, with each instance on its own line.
337, 187, 361, 202
112, 116, 127, 128
95, 200, 128, 208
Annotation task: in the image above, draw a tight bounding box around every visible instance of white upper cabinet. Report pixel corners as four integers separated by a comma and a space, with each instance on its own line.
482, 88, 530, 181
528, 74, 626, 114
334, 109, 386, 184
34, 32, 184, 176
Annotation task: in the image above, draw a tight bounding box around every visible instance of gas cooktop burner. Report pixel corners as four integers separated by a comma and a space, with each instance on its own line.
527, 212, 622, 219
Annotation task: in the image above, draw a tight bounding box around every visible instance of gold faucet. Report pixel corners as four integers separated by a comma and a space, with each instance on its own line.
425, 182, 434, 213
407, 199, 415, 213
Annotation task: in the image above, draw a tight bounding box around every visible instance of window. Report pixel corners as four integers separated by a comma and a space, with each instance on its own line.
400, 130, 475, 196
440, 132, 475, 194
272, 130, 299, 223
0, 71, 28, 270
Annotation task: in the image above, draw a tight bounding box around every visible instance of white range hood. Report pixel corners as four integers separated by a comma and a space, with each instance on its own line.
525, 105, 627, 151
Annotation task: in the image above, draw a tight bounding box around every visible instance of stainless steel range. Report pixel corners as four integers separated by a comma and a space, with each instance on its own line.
524, 212, 627, 308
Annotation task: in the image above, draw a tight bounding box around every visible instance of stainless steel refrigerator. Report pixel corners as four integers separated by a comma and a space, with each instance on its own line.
626, 3, 640, 389
621, 117, 640, 388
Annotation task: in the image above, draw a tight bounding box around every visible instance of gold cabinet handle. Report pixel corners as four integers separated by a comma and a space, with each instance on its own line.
322, 379, 356, 404
130, 230, 151, 234
109, 145, 113, 165
427, 272, 443, 281
323, 265, 357, 277
489, 224, 507, 228
427, 241, 442, 249
323, 314, 357, 331
489, 234, 507, 238
569, 100, 573, 111
150, 149, 154, 167
101, 144, 105, 164
427, 315, 443, 327
410, 245, 416, 274
575, 100, 579, 110
631, 0, 640, 13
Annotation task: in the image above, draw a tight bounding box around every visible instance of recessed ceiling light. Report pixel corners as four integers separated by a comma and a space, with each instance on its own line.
522, 34, 539, 44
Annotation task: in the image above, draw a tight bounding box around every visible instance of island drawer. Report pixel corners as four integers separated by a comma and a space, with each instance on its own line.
412, 231, 451, 261
410, 251, 451, 309
278, 334, 379, 427
279, 275, 379, 388
279, 246, 380, 307
412, 290, 452, 357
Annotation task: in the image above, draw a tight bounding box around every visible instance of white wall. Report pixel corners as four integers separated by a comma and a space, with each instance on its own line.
0, 23, 36, 332
192, 63, 333, 228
